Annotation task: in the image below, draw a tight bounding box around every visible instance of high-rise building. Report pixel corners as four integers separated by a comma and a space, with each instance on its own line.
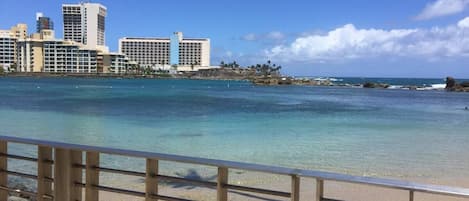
119, 32, 211, 71
36, 12, 54, 33
62, 3, 106, 49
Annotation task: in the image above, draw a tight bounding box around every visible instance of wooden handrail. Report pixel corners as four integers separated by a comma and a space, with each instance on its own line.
0, 135, 468, 201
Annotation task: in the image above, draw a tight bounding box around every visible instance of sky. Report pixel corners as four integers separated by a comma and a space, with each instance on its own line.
1, 0, 469, 78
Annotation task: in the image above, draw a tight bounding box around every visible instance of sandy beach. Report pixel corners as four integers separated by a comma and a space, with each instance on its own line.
91, 170, 469, 201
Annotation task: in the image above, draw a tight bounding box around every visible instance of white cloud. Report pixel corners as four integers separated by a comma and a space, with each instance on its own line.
242, 33, 257, 41
266, 18, 469, 63
458, 16, 469, 27
242, 31, 285, 41
266, 31, 285, 40
415, 0, 469, 20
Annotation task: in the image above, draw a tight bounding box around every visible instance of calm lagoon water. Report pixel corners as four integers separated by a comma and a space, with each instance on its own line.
0, 77, 468, 181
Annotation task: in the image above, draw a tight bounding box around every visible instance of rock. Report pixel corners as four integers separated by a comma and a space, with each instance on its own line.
406, 86, 418, 90
445, 77, 456, 91
460, 82, 469, 88
363, 82, 375, 88
363, 82, 390, 89
445, 77, 469, 92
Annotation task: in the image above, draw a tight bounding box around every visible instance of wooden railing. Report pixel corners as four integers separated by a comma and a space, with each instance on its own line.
0, 135, 469, 201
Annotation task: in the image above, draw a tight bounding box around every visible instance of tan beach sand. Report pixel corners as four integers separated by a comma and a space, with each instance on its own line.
95, 172, 469, 201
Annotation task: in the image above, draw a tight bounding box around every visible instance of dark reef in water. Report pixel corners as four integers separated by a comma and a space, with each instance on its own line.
445, 77, 469, 92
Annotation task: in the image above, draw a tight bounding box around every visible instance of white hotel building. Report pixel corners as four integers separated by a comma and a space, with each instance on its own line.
119, 32, 211, 71
62, 3, 107, 50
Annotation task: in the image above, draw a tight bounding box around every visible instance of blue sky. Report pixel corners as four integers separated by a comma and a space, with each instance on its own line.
1, 0, 469, 78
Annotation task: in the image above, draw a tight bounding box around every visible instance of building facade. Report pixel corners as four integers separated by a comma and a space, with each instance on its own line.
10, 24, 27, 40
97, 52, 128, 73
36, 12, 54, 33
62, 3, 106, 49
119, 32, 210, 70
0, 24, 27, 71
16, 30, 55, 72
0, 31, 17, 71
43, 40, 98, 73
16, 39, 43, 72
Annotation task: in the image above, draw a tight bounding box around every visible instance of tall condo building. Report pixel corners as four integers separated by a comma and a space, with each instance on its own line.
36, 12, 54, 32
62, 3, 106, 49
119, 32, 210, 71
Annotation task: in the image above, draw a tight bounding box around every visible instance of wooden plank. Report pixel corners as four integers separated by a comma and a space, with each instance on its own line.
145, 159, 158, 201
54, 148, 71, 201
316, 179, 324, 201
70, 150, 83, 201
54, 148, 83, 201
217, 167, 228, 201
37, 146, 53, 201
0, 141, 7, 201
291, 175, 300, 201
86, 151, 100, 201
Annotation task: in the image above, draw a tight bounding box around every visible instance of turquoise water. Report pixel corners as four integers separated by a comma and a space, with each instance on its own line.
0, 77, 469, 180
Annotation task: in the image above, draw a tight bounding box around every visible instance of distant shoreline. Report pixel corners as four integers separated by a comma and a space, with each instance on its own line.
2, 72, 469, 92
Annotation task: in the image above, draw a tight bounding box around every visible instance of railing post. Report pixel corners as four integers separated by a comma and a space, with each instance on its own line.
86, 151, 100, 201
71, 150, 83, 201
0, 141, 7, 201
54, 148, 83, 201
316, 179, 324, 201
217, 167, 228, 201
37, 146, 53, 201
145, 159, 158, 201
409, 190, 414, 201
291, 175, 300, 201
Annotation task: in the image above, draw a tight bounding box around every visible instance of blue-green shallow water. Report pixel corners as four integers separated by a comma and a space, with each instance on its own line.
0, 77, 469, 180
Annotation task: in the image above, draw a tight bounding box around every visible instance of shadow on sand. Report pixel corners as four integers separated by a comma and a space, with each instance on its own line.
158, 169, 283, 201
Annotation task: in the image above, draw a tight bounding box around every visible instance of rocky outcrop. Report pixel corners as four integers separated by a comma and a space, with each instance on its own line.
183, 67, 256, 80
460, 82, 469, 88
446, 77, 457, 89
445, 77, 469, 92
363, 82, 390, 89
252, 77, 333, 86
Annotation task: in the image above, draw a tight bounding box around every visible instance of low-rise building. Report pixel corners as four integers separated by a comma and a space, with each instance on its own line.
0, 24, 27, 71
43, 40, 98, 73
16, 30, 55, 72
0, 31, 17, 71
97, 52, 128, 73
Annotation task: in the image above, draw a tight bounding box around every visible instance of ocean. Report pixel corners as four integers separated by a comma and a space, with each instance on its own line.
0, 77, 468, 182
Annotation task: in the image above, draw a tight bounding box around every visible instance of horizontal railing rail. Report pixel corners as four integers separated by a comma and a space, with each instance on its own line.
0, 135, 468, 201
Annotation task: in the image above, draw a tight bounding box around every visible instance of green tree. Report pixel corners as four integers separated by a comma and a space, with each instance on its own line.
9, 64, 17, 72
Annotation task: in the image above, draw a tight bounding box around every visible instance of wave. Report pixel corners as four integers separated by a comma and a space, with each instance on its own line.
431, 84, 446, 89
388, 83, 446, 90
313, 77, 343, 82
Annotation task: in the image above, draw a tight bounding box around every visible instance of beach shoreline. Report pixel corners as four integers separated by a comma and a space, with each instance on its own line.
7, 163, 469, 201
